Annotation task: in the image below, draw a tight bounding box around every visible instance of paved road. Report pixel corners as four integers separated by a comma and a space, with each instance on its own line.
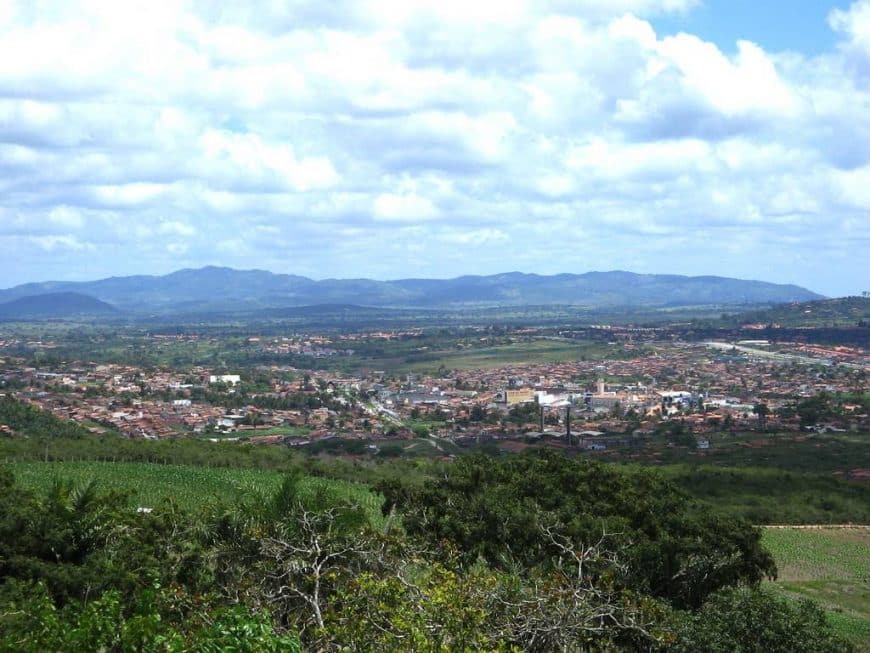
703, 341, 864, 370
762, 524, 870, 529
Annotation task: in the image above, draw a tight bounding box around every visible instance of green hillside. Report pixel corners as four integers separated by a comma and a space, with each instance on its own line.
733, 296, 870, 327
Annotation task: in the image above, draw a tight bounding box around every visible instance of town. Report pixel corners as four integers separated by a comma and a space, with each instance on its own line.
2, 327, 866, 461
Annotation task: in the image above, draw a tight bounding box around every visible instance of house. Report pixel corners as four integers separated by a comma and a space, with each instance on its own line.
216, 415, 246, 430
494, 388, 535, 406
209, 374, 241, 386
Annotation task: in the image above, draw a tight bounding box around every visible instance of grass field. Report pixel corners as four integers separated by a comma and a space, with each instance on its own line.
664, 465, 870, 524
7, 460, 386, 529
396, 339, 636, 373
601, 432, 870, 475
600, 432, 870, 524
763, 527, 870, 651
688, 432, 870, 474
250, 426, 312, 437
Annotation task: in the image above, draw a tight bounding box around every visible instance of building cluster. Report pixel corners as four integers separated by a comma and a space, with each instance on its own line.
258, 335, 354, 358
0, 339, 867, 451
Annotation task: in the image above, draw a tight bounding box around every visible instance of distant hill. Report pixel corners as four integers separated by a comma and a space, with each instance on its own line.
0, 292, 118, 320
262, 304, 416, 318
730, 296, 870, 327
0, 267, 824, 315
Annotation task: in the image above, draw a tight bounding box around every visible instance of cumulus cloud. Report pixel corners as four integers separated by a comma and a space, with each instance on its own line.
0, 0, 867, 295
47, 206, 84, 229
28, 234, 95, 252
830, 0, 870, 52
157, 220, 197, 237
373, 192, 439, 221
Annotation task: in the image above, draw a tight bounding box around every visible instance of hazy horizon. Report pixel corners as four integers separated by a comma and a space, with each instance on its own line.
0, 264, 829, 297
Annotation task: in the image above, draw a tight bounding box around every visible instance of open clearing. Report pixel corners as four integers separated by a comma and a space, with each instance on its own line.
398, 339, 629, 372
763, 527, 870, 650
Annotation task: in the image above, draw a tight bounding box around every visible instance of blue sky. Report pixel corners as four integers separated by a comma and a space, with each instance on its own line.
0, 0, 868, 297
655, 0, 850, 55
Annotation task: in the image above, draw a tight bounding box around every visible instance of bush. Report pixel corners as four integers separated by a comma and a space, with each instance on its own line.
670, 587, 852, 653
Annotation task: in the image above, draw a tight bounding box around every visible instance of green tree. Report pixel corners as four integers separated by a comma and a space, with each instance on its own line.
795, 393, 835, 425
378, 452, 775, 609
411, 423, 430, 438
753, 403, 770, 428
670, 587, 851, 653
205, 474, 379, 634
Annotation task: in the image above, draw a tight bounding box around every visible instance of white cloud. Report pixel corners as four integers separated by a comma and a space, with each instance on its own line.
439, 228, 508, 244
197, 129, 339, 191
47, 206, 83, 228
656, 36, 802, 117
91, 183, 167, 207
0, 0, 866, 294
157, 220, 196, 237
564, 138, 713, 181
830, 0, 870, 51
373, 192, 438, 221
832, 165, 870, 210
29, 234, 94, 252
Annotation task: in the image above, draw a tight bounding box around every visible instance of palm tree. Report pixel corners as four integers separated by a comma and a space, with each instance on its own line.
201, 472, 381, 635
753, 403, 770, 429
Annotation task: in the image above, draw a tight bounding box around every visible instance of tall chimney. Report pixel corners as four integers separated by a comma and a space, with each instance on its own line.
540, 405, 545, 432
566, 405, 572, 446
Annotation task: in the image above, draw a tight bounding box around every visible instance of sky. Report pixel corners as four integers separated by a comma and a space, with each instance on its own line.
0, 1, 868, 297
655, 0, 850, 55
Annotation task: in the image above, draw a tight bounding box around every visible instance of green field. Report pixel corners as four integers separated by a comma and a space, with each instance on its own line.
400, 339, 637, 373
595, 431, 870, 524
600, 432, 870, 474
6, 460, 385, 529
663, 465, 870, 524
763, 527, 870, 651
249, 426, 312, 437
694, 432, 870, 473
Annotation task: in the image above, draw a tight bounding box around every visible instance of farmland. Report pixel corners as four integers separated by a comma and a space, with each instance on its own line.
398, 339, 641, 373
3, 430, 870, 525
664, 465, 870, 524
763, 527, 870, 651
7, 460, 385, 529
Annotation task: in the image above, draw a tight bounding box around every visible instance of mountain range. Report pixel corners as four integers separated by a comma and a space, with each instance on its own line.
0, 267, 823, 317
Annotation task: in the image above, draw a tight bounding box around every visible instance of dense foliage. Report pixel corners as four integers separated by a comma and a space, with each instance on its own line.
776, 391, 870, 425
0, 458, 853, 652
0, 395, 91, 439
379, 452, 776, 609
670, 587, 852, 653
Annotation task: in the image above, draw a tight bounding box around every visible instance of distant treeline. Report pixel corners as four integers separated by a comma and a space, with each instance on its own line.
673, 326, 870, 347
0, 395, 91, 439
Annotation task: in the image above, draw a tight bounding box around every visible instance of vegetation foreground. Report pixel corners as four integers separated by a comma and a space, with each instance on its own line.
0, 452, 861, 652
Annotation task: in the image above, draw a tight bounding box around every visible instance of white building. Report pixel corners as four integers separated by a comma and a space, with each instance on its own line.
209, 374, 241, 386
